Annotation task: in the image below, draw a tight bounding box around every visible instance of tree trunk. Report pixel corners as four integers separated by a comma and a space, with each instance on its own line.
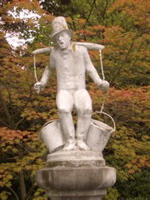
19, 170, 26, 200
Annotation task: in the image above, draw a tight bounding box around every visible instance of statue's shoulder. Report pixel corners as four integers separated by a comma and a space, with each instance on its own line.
51, 46, 58, 52
71, 42, 87, 53
50, 46, 59, 56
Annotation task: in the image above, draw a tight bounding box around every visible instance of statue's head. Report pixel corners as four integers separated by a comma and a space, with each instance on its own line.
51, 16, 73, 44
54, 31, 72, 50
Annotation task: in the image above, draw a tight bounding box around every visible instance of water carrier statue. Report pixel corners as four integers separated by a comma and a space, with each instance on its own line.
34, 16, 116, 200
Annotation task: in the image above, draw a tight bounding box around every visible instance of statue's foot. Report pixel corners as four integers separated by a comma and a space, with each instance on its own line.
63, 141, 76, 151
76, 140, 90, 151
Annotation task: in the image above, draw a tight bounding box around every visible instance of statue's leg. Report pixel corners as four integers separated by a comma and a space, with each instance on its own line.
56, 90, 76, 151
74, 89, 92, 150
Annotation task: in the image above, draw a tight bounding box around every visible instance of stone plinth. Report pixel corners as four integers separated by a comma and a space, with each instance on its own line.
47, 150, 105, 167
46, 189, 107, 200
36, 151, 116, 200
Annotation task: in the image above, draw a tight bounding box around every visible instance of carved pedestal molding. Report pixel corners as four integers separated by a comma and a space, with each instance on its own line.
36, 150, 116, 200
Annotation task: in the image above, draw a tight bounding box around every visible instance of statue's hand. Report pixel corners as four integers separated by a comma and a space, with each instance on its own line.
34, 82, 42, 94
99, 80, 109, 93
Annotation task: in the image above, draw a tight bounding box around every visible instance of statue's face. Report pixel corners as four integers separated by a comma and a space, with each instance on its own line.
55, 31, 71, 50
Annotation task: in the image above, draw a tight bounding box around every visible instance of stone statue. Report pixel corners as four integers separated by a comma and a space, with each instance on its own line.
34, 16, 109, 151
34, 16, 116, 200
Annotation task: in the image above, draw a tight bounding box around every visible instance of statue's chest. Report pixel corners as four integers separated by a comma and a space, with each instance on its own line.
54, 50, 84, 73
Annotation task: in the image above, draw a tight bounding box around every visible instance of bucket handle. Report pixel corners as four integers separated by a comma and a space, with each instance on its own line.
92, 111, 116, 133
43, 119, 59, 127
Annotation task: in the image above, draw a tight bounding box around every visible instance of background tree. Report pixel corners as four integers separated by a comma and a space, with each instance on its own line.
0, 0, 149, 199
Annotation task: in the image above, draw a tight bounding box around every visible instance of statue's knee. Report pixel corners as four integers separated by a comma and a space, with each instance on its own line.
78, 108, 92, 116
58, 107, 71, 115
85, 108, 92, 115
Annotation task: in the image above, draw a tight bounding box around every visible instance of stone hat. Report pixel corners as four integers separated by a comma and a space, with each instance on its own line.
51, 16, 73, 42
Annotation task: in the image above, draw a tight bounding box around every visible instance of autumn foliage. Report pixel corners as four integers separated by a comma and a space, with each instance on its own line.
0, 0, 150, 199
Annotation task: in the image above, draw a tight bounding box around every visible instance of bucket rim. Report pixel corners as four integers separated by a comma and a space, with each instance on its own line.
43, 119, 59, 127
92, 111, 116, 132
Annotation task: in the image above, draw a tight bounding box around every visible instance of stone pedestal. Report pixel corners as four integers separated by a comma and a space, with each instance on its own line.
36, 119, 116, 199
36, 151, 116, 200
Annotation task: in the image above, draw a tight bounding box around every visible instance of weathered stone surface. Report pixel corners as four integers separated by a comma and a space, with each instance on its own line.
47, 150, 105, 167
34, 16, 117, 200
87, 119, 114, 152
34, 16, 110, 151
46, 189, 106, 200
36, 166, 116, 191
40, 120, 64, 153
41, 119, 114, 153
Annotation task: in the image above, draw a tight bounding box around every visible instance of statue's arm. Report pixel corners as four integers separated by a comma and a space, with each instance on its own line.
40, 65, 52, 88
34, 49, 56, 94
40, 51, 56, 89
34, 65, 53, 94
83, 47, 109, 93
83, 47, 102, 86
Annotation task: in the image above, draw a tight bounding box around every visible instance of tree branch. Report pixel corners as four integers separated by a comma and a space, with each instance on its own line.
8, 187, 19, 200
0, 80, 12, 105
101, 0, 109, 20
110, 35, 139, 84
13, 85, 33, 129
0, 118, 10, 127
0, 89, 14, 128
130, 41, 144, 69
87, 0, 96, 23
24, 183, 37, 200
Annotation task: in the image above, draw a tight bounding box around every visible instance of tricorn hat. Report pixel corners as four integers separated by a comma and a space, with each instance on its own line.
51, 16, 73, 42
